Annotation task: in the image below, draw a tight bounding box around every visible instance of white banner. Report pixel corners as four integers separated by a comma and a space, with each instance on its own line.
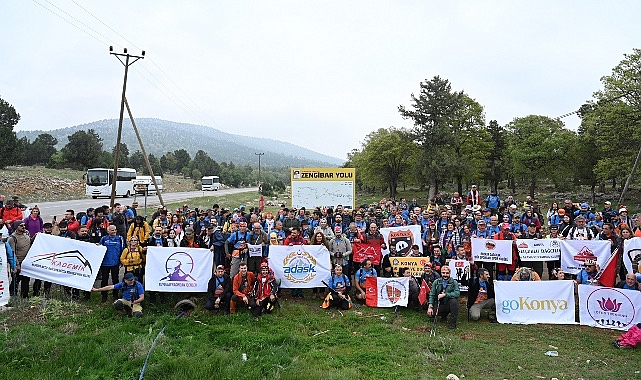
365, 277, 410, 307
623, 237, 641, 274
579, 285, 641, 330
449, 259, 470, 291
20, 234, 106, 291
494, 280, 576, 325
516, 238, 561, 261
248, 244, 263, 257
145, 247, 213, 292
560, 240, 612, 274
0, 243, 10, 306
268, 245, 332, 288
381, 225, 423, 256
471, 238, 513, 264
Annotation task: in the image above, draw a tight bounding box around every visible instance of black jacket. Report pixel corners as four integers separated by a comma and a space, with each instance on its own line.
467, 276, 495, 309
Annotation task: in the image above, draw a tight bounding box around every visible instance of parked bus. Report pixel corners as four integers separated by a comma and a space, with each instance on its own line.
86, 168, 137, 199
201, 175, 220, 191
134, 176, 163, 195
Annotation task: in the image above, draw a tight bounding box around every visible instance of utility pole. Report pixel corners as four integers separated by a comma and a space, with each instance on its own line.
255, 152, 264, 184
109, 46, 144, 210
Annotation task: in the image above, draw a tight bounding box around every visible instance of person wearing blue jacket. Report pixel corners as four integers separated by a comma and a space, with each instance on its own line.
99, 225, 125, 302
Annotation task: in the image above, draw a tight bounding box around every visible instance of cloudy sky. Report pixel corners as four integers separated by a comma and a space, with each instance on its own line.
2, 1, 639, 161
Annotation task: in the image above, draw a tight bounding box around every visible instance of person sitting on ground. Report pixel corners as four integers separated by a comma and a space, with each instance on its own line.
205, 265, 232, 314
615, 273, 640, 291
321, 264, 351, 310
467, 268, 497, 322
230, 262, 255, 315
353, 259, 377, 301
427, 266, 461, 329
91, 272, 144, 318
511, 267, 541, 281
575, 259, 601, 285
250, 262, 280, 319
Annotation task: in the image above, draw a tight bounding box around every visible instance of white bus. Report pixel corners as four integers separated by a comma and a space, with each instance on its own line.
86, 168, 137, 199
201, 175, 220, 191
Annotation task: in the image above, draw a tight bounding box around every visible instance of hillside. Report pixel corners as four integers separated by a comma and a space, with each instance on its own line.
16, 118, 344, 167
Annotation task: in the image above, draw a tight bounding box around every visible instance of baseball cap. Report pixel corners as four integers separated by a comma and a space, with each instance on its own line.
501, 222, 510, 229
558, 209, 566, 215
216, 265, 225, 271
549, 225, 559, 231
334, 226, 342, 233
605, 201, 612, 205
123, 272, 135, 281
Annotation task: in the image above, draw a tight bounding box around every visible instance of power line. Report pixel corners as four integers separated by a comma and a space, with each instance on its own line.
42, 0, 114, 46
31, 0, 109, 46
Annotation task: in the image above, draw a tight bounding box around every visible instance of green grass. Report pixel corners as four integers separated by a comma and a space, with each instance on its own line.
1, 292, 638, 380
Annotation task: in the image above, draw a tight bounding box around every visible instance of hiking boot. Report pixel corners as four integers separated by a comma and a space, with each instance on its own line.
614, 340, 631, 349
123, 304, 133, 318
448, 324, 457, 330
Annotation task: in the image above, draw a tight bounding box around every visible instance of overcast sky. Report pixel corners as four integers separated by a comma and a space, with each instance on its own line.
2, 1, 639, 161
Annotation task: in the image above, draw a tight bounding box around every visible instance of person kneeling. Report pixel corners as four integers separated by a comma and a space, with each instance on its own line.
467, 268, 496, 322
250, 262, 280, 320
427, 266, 460, 329
92, 272, 144, 318
321, 265, 352, 310
205, 265, 232, 315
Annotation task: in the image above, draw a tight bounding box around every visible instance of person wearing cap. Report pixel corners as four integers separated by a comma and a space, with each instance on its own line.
250, 262, 280, 319
618, 207, 635, 229
574, 203, 595, 223
511, 267, 541, 281
602, 201, 618, 224
466, 185, 481, 208
180, 226, 202, 249
205, 265, 232, 314
226, 221, 251, 280
575, 259, 600, 285
328, 226, 352, 276
92, 272, 145, 317
562, 215, 594, 240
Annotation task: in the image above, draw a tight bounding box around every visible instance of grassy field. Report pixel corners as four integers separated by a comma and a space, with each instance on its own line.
0, 291, 638, 380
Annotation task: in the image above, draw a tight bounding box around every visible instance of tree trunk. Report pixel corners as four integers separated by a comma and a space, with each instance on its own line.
457, 175, 463, 196
590, 184, 596, 205
529, 176, 536, 198
428, 178, 437, 201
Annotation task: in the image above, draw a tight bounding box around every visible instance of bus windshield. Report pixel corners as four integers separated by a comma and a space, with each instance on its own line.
202, 178, 212, 185
87, 169, 109, 186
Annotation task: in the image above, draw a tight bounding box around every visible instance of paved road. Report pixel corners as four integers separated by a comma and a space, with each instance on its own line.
35, 187, 258, 220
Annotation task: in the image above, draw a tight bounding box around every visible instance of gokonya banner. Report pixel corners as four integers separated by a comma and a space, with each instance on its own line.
578, 285, 641, 331
268, 245, 332, 288
494, 280, 576, 325
0, 243, 11, 306
20, 234, 106, 291
145, 247, 213, 292
515, 238, 561, 261
560, 240, 611, 274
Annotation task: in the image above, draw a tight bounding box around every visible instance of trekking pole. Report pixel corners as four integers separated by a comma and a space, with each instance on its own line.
321, 280, 360, 311
429, 298, 441, 337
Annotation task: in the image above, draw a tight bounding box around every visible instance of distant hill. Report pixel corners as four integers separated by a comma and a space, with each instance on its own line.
16, 118, 344, 167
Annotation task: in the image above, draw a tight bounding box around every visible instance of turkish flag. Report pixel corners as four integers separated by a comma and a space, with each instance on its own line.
597, 249, 618, 288
418, 279, 429, 305
365, 277, 409, 307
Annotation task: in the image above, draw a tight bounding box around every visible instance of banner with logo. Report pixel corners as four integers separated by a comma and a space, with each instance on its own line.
623, 237, 641, 274
365, 276, 409, 307
0, 243, 10, 306
248, 244, 263, 257
579, 285, 641, 330
471, 238, 513, 264
268, 245, 332, 288
381, 225, 422, 256
515, 238, 561, 261
449, 260, 471, 291
390, 257, 430, 277
560, 240, 611, 274
20, 234, 106, 291
352, 242, 382, 265
494, 280, 576, 325
145, 247, 213, 292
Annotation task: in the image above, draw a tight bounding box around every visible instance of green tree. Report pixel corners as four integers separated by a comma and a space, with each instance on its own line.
174, 149, 191, 173
61, 129, 103, 170
160, 152, 177, 174
129, 150, 145, 170
111, 142, 130, 168
0, 96, 21, 169
141, 153, 163, 176
351, 127, 418, 199
191, 150, 220, 176
486, 120, 508, 192
26, 133, 58, 166
506, 115, 576, 197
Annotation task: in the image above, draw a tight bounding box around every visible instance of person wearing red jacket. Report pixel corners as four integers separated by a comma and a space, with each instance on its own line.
250, 262, 280, 319
230, 263, 255, 314
495, 223, 518, 281
0, 200, 23, 233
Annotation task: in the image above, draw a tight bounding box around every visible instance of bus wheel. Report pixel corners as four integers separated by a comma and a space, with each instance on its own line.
92, 196, 97, 199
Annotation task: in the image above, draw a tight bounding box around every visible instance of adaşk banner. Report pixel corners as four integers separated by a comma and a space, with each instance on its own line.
146, 247, 213, 292
494, 280, 576, 325
268, 245, 332, 289
578, 285, 641, 331
20, 234, 106, 291
0, 243, 11, 306
380, 225, 422, 256
560, 240, 611, 274
365, 276, 409, 307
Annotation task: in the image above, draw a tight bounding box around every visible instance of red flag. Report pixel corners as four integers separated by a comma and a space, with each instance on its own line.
418, 279, 429, 305
365, 277, 378, 307
353, 242, 382, 265
597, 249, 618, 288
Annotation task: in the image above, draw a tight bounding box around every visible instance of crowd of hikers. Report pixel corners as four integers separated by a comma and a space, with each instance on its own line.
2, 188, 641, 342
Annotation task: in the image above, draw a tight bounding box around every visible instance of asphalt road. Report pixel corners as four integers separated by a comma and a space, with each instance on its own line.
34, 187, 258, 221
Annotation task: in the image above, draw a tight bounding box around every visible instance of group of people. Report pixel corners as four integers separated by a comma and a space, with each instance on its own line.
2, 187, 641, 327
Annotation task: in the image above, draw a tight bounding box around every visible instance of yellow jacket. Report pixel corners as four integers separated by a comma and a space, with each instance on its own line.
120, 247, 145, 272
